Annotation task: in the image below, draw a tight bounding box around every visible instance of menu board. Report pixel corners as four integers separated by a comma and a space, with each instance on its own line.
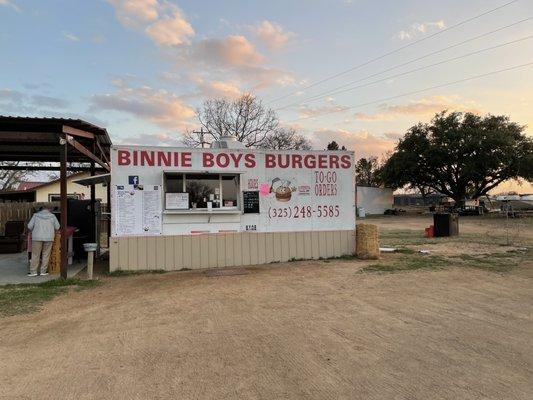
115, 185, 162, 236
165, 192, 189, 209
242, 191, 260, 214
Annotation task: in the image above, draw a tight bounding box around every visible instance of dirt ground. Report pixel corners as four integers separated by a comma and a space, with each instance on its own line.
1, 216, 532, 400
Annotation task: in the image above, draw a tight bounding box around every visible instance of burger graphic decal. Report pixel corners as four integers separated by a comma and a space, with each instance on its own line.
270, 178, 296, 202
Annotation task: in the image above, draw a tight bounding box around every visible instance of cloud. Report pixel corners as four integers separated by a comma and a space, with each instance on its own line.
250, 20, 295, 51
89, 82, 195, 130
107, 0, 194, 46
0, 89, 68, 110
107, 0, 159, 27
108, 2, 293, 93
187, 35, 264, 68
177, 35, 294, 91
312, 128, 396, 158
0, 88, 25, 102
353, 112, 394, 122
298, 103, 349, 118
115, 131, 185, 146
145, 9, 194, 46
384, 132, 403, 140
62, 31, 80, 42
237, 65, 295, 91
354, 95, 482, 121
0, 0, 20, 12
189, 77, 242, 99
31, 95, 68, 108
396, 20, 446, 41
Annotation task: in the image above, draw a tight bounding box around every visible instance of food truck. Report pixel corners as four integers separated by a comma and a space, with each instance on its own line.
109, 138, 356, 271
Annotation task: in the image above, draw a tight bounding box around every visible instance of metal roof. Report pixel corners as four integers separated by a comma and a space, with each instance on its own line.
0, 116, 112, 165
0, 116, 112, 145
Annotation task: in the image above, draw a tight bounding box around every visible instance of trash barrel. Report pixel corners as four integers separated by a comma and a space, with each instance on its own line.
433, 213, 459, 237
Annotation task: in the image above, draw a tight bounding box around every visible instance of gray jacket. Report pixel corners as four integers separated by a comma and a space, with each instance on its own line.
28, 210, 60, 241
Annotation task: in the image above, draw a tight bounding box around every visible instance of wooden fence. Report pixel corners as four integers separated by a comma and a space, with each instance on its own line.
0, 202, 109, 248
0, 202, 58, 233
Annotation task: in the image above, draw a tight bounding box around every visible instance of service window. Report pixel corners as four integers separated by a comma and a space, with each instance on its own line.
164, 172, 240, 210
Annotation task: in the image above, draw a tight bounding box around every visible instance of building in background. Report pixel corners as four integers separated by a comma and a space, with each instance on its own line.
356, 186, 393, 215
0, 172, 108, 203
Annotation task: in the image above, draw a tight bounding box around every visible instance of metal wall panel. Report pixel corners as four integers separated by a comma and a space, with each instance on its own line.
109, 230, 355, 271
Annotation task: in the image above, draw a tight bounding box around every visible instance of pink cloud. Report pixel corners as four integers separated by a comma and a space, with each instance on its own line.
108, 0, 194, 46
312, 128, 396, 158
145, 10, 194, 46
354, 95, 482, 121
188, 35, 264, 68
298, 103, 349, 118
90, 83, 195, 130
107, 0, 159, 27
250, 20, 295, 51
396, 20, 446, 41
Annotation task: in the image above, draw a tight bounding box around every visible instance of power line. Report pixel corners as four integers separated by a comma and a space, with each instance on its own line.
276, 17, 533, 111
284, 61, 533, 123
277, 33, 533, 111
265, 0, 520, 105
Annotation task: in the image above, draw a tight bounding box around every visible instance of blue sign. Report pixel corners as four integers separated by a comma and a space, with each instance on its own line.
128, 175, 139, 185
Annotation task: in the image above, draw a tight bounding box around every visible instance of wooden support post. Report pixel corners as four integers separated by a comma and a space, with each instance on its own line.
60, 134, 68, 279
90, 144, 96, 245
106, 176, 111, 246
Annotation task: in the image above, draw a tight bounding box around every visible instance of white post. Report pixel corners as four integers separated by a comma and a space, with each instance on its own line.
87, 251, 94, 279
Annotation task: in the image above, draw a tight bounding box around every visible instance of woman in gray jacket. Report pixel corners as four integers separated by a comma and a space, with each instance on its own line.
27, 207, 60, 276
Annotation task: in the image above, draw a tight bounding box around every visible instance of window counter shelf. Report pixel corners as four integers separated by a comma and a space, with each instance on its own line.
163, 209, 242, 215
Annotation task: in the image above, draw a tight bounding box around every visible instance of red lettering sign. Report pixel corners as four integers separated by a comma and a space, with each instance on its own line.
118, 150, 130, 165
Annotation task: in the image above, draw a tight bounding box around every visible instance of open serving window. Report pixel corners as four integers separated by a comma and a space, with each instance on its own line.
163, 172, 241, 213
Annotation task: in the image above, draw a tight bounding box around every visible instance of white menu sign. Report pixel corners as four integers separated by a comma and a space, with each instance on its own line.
115, 185, 162, 236
165, 192, 189, 210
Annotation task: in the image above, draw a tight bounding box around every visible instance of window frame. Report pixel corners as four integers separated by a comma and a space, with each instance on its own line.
163, 171, 242, 212
48, 193, 82, 202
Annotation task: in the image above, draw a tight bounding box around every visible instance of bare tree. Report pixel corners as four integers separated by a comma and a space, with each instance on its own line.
184, 93, 279, 148
258, 127, 312, 150
0, 162, 79, 191
1, 162, 29, 190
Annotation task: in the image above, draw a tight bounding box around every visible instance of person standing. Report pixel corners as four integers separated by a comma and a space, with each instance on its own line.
27, 207, 60, 276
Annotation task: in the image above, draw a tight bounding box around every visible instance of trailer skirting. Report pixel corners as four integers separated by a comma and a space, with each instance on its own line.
110, 230, 355, 271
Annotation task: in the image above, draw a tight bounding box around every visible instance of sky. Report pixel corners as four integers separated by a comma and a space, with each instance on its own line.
1, 0, 532, 192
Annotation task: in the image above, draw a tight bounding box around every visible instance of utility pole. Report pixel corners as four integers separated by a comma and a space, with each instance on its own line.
192, 127, 210, 148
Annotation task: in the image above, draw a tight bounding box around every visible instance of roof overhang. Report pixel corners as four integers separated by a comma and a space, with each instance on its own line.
73, 173, 110, 186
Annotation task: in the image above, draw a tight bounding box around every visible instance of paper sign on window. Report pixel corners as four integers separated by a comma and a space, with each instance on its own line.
166, 192, 189, 209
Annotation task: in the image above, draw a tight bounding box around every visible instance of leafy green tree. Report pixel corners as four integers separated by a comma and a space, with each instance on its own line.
355, 157, 381, 187
326, 141, 346, 150
380, 111, 533, 202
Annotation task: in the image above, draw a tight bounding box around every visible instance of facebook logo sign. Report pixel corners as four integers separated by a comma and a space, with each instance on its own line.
128, 176, 139, 185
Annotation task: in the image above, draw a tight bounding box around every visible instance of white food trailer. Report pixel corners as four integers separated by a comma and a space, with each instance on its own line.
109, 140, 356, 271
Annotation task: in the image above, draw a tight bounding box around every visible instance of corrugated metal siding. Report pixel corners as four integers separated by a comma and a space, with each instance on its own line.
110, 230, 355, 271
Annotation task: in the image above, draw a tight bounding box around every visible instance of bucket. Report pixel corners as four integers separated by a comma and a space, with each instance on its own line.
357, 207, 366, 218
83, 243, 97, 252
424, 225, 434, 238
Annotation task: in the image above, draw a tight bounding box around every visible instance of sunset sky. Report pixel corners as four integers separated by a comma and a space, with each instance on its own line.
1, 0, 532, 192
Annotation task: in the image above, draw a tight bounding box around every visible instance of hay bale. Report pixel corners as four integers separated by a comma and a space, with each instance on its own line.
356, 223, 380, 260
